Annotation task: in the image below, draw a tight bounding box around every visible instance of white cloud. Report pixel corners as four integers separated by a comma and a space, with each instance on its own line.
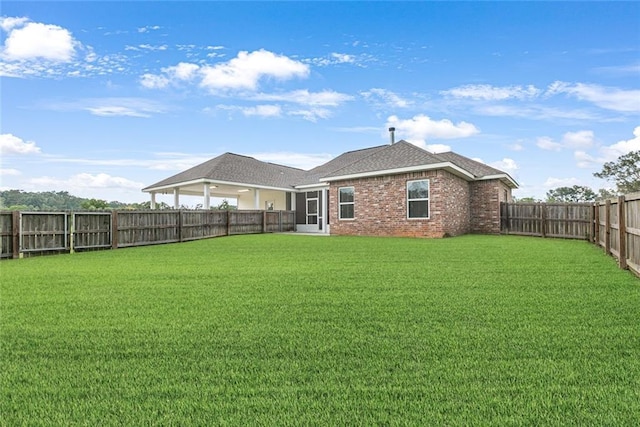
425, 144, 451, 153
331, 53, 355, 63
476, 104, 600, 121
86, 106, 152, 118
574, 150, 598, 169
0, 17, 29, 32
543, 177, 581, 188
0, 168, 21, 176
252, 152, 333, 170
536, 136, 563, 151
41, 97, 166, 118
575, 126, 640, 168
30, 173, 145, 192
242, 105, 282, 117
166, 62, 200, 80
547, 81, 640, 113
289, 108, 332, 122
361, 88, 411, 108
507, 142, 524, 151
199, 49, 309, 92
141, 50, 310, 93
600, 125, 640, 160
252, 89, 353, 106
442, 84, 541, 100
307, 52, 363, 67
140, 73, 170, 89
1, 21, 77, 62
489, 158, 518, 173
386, 114, 479, 148
562, 130, 595, 149
137, 25, 160, 33
0, 133, 42, 155
126, 44, 168, 52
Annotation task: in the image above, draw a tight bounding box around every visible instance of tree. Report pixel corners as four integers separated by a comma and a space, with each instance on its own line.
216, 199, 236, 210
593, 150, 640, 194
81, 198, 110, 210
514, 196, 539, 203
596, 188, 617, 201
546, 185, 597, 203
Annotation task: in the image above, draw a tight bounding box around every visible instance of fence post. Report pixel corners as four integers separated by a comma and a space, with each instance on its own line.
69, 213, 75, 254
111, 211, 118, 250
605, 199, 611, 255
279, 210, 283, 232
226, 210, 231, 236
178, 210, 183, 243
618, 195, 627, 270
12, 211, 20, 259
541, 203, 547, 238
263, 211, 267, 233
592, 203, 598, 244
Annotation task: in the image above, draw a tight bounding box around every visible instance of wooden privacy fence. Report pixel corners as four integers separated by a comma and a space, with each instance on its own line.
593, 193, 640, 277
501, 193, 640, 277
500, 202, 593, 239
0, 209, 295, 259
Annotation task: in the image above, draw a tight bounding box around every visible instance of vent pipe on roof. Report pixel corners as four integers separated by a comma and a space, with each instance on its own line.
388, 127, 396, 145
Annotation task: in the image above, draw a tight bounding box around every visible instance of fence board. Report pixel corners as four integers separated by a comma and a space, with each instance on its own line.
500, 202, 592, 240
20, 212, 68, 253
180, 210, 227, 241
73, 212, 112, 249
0, 212, 13, 258
625, 195, 640, 276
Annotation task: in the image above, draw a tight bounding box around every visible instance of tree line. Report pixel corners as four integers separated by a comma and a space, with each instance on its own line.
518, 151, 639, 203
0, 190, 236, 211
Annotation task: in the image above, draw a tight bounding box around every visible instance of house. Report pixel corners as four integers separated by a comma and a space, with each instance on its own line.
142, 139, 517, 237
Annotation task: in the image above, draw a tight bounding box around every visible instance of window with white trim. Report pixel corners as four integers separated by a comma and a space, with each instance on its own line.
339, 187, 355, 219
407, 179, 430, 219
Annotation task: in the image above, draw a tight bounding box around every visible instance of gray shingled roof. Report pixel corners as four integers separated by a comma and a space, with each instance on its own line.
143, 152, 307, 191
144, 141, 517, 192
321, 141, 445, 179
295, 145, 388, 186
435, 151, 506, 178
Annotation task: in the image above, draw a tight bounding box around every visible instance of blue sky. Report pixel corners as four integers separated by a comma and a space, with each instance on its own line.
1, 1, 639, 205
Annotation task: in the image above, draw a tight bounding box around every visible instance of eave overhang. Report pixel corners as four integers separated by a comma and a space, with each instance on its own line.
320, 162, 476, 183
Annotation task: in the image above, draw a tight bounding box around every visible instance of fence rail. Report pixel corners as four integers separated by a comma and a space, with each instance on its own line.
501, 193, 640, 277
0, 209, 295, 259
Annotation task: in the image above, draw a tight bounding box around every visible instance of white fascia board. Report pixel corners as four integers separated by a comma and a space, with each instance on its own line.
143, 178, 293, 193
320, 162, 475, 182
477, 174, 519, 188
142, 178, 209, 193
294, 183, 330, 190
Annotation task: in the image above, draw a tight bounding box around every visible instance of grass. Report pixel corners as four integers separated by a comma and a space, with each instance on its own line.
1, 234, 639, 426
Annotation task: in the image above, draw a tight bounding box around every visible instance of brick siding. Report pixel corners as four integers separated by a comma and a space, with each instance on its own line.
329, 170, 511, 238
469, 180, 512, 234
329, 170, 471, 238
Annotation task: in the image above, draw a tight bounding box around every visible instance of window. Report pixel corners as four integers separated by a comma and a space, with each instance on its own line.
407, 179, 429, 219
339, 187, 355, 219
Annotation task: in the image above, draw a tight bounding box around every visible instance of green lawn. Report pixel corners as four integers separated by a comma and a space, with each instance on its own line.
1, 234, 638, 425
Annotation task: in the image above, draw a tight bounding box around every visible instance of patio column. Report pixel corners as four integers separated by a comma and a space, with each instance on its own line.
203, 184, 210, 210
254, 188, 260, 209
150, 192, 156, 209
173, 188, 180, 209
319, 189, 326, 233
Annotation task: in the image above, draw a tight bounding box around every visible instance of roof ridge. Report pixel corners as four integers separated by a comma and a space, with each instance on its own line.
322, 143, 394, 177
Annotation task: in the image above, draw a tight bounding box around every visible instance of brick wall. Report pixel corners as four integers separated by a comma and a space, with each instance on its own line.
329, 170, 471, 238
469, 180, 512, 234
